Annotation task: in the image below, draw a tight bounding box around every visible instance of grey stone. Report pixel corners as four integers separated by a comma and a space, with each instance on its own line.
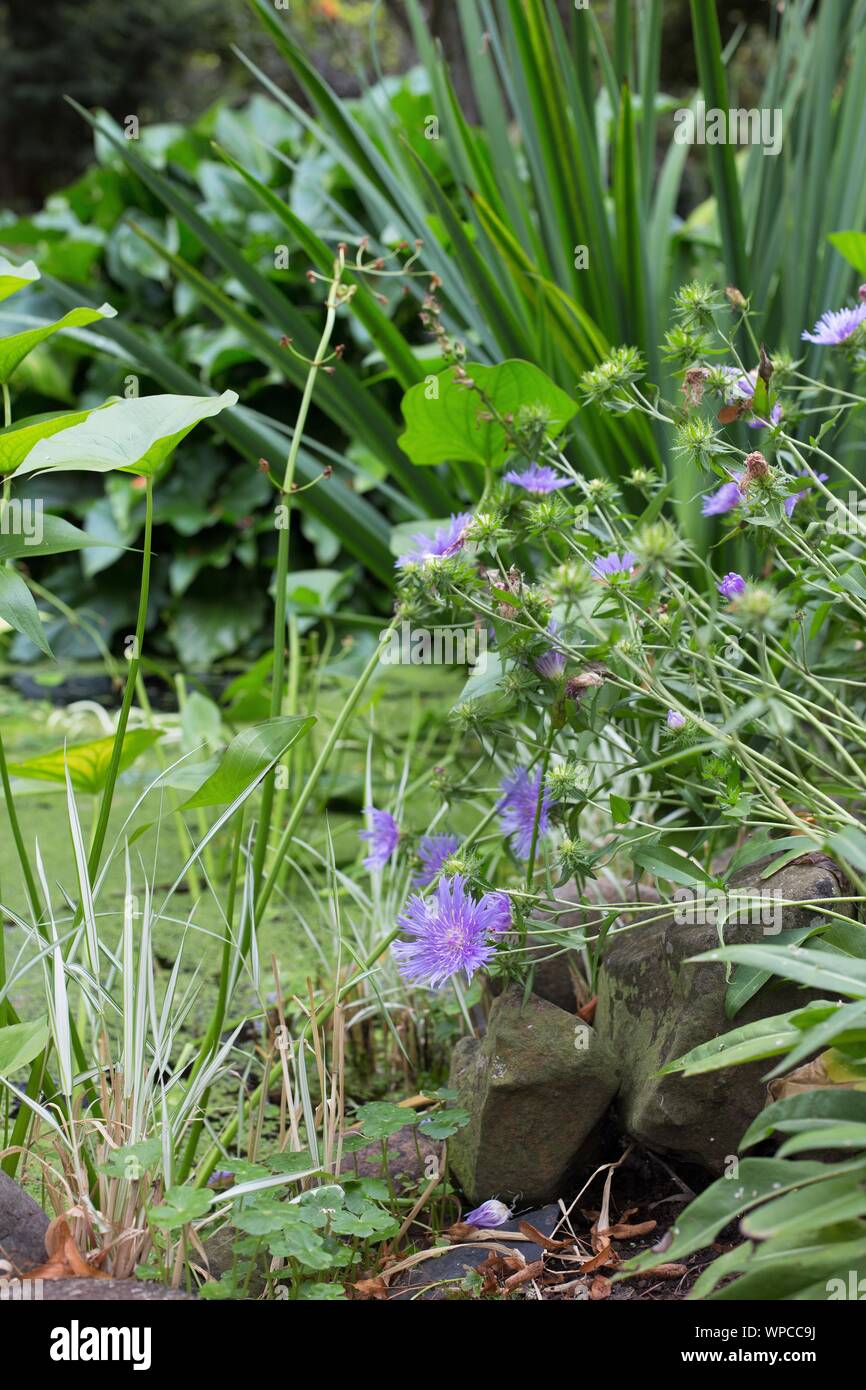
0, 1172, 49, 1273
391, 1203, 561, 1299
594, 852, 850, 1171
449, 984, 619, 1206
38, 1278, 197, 1300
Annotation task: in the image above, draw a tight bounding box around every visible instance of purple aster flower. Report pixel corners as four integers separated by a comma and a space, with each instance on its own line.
747, 401, 783, 430
784, 471, 829, 517
413, 832, 460, 888
535, 618, 566, 681
499, 766, 554, 860
718, 572, 746, 599
701, 477, 743, 517
504, 462, 572, 495
464, 1199, 512, 1228
590, 551, 637, 581
395, 512, 473, 568
666, 709, 686, 730
481, 890, 512, 935
359, 808, 400, 870
802, 303, 866, 345
392, 874, 506, 986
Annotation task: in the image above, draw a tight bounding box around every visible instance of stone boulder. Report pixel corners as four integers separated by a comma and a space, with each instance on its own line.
0, 1172, 49, 1273
448, 984, 619, 1206
594, 852, 851, 1171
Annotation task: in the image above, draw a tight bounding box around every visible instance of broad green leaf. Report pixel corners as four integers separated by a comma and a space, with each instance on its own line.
0, 407, 100, 475
740, 1088, 866, 1149
827, 826, 866, 875
0, 255, 40, 303
149, 1185, 212, 1229
692, 943, 866, 1000
778, 1122, 866, 1158
98, 1137, 163, 1180
354, 1101, 417, 1140
622, 1157, 854, 1274
741, 1175, 866, 1240
14, 390, 238, 479
182, 715, 315, 809
8, 728, 162, 795
725, 925, 819, 1020
827, 230, 866, 277
0, 566, 51, 656
660, 1008, 810, 1076
398, 359, 577, 468
0, 513, 129, 562
0, 1017, 49, 1073
609, 794, 630, 825
630, 840, 713, 887
0, 304, 116, 383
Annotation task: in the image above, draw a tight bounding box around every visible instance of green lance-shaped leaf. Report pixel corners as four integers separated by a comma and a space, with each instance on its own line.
8, 728, 163, 796
0, 406, 104, 475
13, 390, 238, 479
0, 566, 52, 656
827, 231, 866, 278
0, 1017, 49, 1073
182, 715, 316, 809
398, 360, 577, 468
0, 513, 128, 563
0, 303, 117, 384
0, 255, 40, 304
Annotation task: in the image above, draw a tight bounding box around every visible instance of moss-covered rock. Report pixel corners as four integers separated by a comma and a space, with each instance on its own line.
594, 853, 850, 1171
448, 984, 619, 1206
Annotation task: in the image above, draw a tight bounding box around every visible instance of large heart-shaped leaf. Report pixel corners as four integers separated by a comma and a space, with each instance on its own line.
0, 566, 52, 656
183, 714, 315, 809
0, 303, 116, 383
0, 407, 101, 474
0, 255, 40, 304
8, 728, 162, 795
0, 1017, 49, 1073
398, 360, 577, 468
14, 390, 238, 479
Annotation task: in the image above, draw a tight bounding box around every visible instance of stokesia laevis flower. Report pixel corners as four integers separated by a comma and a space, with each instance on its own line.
464, 1199, 512, 1228
785, 471, 829, 517
535, 618, 566, 681
413, 832, 460, 887
392, 874, 508, 987
499, 765, 554, 859
718, 572, 746, 599
701, 477, 743, 517
358, 808, 400, 870
666, 709, 686, 730
504, 462, 572, 495
395, 512, 473, 568
802, 302, 866, 346
590, 550, 637, 581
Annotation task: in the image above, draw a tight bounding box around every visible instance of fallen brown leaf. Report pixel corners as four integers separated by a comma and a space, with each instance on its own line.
503, 1259, 544, 1291
577, 996, 598, 1025
518, 1220, 575, 1252
631, 1262, 688, 1280
352, 1276, 390, 1300
27, 1217, 110, 1281
603, 1219, 657, 1239
590, 1275, 612, 1300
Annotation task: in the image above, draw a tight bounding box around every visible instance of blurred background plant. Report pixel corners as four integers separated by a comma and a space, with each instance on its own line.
4, 0, 865, 677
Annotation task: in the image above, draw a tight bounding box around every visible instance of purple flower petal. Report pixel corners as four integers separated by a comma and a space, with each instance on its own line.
392, 874, 504, 987
717, 572, 746, 599
464, 1199, 512, 1228
413, 833, 460, 888
802, 303, 866, 345
666, 709, 686, 730
589, 551, 637, 580
498, 766, 554, 860
504, 462, 572, 495
358, 808, 400, 870
701, 480, 742, 517
395, 512, 473, 568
